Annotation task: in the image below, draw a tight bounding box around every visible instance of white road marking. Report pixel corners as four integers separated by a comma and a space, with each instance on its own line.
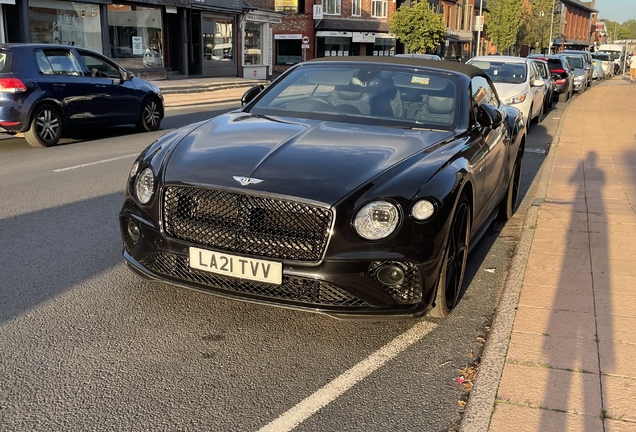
258, 320, 438, 432
53, 154, 138, 172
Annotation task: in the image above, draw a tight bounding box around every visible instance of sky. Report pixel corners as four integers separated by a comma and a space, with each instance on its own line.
595, 0, 636, 23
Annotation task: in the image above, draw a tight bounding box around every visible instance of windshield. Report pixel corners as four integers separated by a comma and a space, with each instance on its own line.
466, 60, 527, 84
600, 51, 621, 60
248, 64, 459, 130
592, 53, 610, 61
564, 56, 584, 68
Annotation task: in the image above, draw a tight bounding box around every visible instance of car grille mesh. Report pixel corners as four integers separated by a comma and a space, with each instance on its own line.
370, 261, 422, 304
140, 252, 368, 307
163, 186, 333, 262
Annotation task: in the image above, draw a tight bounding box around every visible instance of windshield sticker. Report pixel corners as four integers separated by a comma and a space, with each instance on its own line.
411, 76, 430, 85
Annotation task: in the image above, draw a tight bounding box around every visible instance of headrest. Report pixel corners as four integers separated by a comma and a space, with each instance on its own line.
428, 96, 455, 114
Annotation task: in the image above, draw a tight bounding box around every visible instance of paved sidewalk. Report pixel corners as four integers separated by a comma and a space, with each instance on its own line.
470, 77, 636, 431
150, 76, 268, 108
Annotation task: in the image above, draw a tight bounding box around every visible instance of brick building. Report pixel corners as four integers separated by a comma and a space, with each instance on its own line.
552, 0, 597, 51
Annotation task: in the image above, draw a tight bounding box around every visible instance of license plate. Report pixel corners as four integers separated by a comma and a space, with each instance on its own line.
189, 247, 282, 285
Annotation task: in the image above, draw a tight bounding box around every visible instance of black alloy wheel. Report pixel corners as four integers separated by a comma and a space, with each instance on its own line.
137, 97, 161, 132
429, 194, 471, 318
25, 103, 62, 148
499, 152, 522, 220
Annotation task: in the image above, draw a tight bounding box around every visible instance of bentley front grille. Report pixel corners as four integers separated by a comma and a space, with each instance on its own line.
163, 186, 333, 262
140, 252, 368, 307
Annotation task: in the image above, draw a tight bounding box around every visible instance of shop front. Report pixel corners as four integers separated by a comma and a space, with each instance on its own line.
241, 12, 281, 79
189, 0, 241, 77
315, 30, 395, 58
5, 0, 190, 79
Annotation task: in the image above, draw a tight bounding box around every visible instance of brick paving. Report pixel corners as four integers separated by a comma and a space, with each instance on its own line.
489, 77, 636, 431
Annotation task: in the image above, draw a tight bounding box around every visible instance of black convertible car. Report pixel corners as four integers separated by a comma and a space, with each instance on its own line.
120, 57, 525, 319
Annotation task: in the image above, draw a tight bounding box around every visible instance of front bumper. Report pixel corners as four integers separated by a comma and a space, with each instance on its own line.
120, 208, 441, 320
573, 79, 585, 92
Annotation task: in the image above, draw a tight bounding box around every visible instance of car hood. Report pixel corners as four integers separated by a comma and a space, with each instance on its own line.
571, 68, 585, 76
492, 82, 528, 101
163, 112, 454, 205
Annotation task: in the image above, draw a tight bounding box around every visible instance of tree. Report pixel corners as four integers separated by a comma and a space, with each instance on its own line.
389, 2, 447, 54
603, 19, 630, 41
522, 0, 562, 53
485, 0, 524, 53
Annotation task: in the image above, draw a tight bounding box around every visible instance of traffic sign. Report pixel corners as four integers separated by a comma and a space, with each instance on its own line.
302, 36, 309, 44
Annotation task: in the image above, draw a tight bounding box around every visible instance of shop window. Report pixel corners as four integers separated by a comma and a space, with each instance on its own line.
371, 0, 387, 18
352, 0, 361, 16
108, 4, 163, 70
29, 0, 103, 53
244, 22, 264, 66
372, 38, 394, 56
202, 16, 234, 62
276, 40, 301, 65
321, 37, 350, 57
324, 0, 341, 15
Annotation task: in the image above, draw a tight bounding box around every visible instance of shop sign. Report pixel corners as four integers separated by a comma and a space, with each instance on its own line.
246, 15, 268, 22
270, 18, 282, 24
274, 34, 302, 39
275, 0, 297, 12
352, 32, 376, 43
313, 4, 323, 19
316, 31, 352, 37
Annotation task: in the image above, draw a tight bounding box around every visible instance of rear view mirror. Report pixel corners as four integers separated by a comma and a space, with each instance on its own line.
241, 84, 264, 106
476, 104, 503, 128
531, 79, 544, 87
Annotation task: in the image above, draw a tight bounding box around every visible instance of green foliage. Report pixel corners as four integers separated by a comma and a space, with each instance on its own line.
523, 0, 562, 51
485, 0, 524, 52
389, 2, 447, 53
603, 19, 632, 40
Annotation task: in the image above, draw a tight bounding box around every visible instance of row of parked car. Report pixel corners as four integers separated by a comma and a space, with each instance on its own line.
461, 50, 602, 130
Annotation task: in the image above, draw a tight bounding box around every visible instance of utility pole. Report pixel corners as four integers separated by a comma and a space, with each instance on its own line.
548, 0, 556, 54
476, 0, 483, 56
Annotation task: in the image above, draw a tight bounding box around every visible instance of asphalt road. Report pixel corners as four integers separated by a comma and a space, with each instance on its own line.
0, 92, 573, 431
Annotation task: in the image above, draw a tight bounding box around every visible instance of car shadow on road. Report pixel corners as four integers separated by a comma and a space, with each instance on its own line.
0, 192, 124, 325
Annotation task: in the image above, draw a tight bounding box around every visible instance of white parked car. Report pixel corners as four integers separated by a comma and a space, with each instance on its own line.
467, 55, 546, 128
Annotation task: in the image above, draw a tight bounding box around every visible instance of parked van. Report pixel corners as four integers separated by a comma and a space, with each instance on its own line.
597, 43, 626, 73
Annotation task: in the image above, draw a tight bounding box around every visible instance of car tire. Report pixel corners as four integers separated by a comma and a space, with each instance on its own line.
498, 150, 522, 221
429, 193, 470, 318
136, 97, 162, 132
24, 103, 63, 148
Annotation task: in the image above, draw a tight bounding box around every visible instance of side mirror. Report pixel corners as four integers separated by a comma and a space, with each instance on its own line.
121, 69, 134, 81
531, 79, 544, 87
241, 84, 264, 106
476, 104, 503, 128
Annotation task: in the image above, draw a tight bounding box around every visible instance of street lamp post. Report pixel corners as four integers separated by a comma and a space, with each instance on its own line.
548, 0, 556, 54
476, 0, 483, 56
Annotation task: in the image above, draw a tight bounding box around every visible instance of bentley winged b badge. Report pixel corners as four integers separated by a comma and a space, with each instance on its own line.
233, 176, 264, 186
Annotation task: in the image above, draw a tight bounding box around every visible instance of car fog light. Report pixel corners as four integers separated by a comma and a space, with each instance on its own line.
135, 168, 154, 204
127, 220, 141, 242
376, 265, 405, 286
353, 201, 400, 240
411, 199, 435, 221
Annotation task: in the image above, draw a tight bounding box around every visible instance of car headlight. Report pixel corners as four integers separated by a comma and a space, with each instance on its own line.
576, 75, 585, 80
129, 160, 140, 179
135, 168, 154, 204
353, 201, 400, 240
411, 199, 435, 221
504, 92, 527, 105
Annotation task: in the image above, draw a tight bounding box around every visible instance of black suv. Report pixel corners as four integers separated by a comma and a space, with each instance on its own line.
529, 55, 574, 102
0, 44, 164, 147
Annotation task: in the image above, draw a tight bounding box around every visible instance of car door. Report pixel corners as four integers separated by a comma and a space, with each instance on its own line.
470, 75, 508, 225
527, 62, 544, 119
74, 49, 141, 124
34, 48, 101, 125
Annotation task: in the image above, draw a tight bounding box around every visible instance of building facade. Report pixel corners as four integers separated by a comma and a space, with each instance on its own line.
552, 0, 597, 51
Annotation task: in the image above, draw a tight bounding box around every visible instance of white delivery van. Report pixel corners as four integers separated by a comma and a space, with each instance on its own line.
597, 43, 626, 72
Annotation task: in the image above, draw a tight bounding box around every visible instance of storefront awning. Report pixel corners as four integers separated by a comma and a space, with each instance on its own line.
446, 33, 472, 43
553, 38, 591, 47
134, 0, 191, 7
315, 18, 389, 33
